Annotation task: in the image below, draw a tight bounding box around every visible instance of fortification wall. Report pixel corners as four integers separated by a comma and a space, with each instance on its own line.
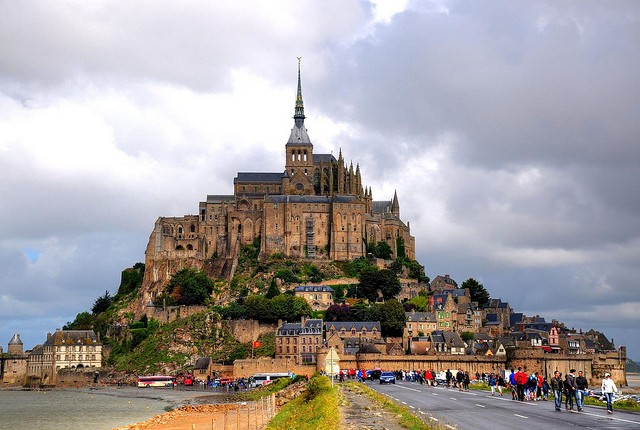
223, 320, 277, 344
233, 357, 315, 379
145, 305, 208, 324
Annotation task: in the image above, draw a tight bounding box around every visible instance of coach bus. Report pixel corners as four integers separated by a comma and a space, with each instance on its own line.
248, 372, 291, 388
137, 375, 177, 388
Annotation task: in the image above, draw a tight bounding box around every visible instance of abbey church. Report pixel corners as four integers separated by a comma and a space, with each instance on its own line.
141, 63, 415, 299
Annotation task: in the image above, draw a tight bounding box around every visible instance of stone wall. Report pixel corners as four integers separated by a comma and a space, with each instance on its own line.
223, 320, 277, 344
233, 357, 316, 379
145, 305, 208, 324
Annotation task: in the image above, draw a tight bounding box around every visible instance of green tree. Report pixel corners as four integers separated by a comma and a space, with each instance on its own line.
165, 268, 215, 305
374, 241, 393, 259
244, 295, 271, 321
358, 268, 401, 302
64, 312, 95, 330
396, 237, 406, 260
350, 300, 372, 321
92, 290, 113, 314
461, 278, 490, 307
461, 331, 475, 342
371, 300, 405, 337
407, 295, 428, 312
265, 278, 281, 299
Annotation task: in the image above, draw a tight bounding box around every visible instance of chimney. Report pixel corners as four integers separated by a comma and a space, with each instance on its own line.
47, 332, 51, 341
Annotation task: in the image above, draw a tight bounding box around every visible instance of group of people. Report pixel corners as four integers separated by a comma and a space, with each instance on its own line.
551, 369, 618, 413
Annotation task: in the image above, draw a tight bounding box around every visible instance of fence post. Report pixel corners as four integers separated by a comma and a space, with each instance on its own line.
236, 403, 240, 430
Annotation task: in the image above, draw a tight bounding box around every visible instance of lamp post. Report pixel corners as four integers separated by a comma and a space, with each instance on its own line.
408, 328, 413, 355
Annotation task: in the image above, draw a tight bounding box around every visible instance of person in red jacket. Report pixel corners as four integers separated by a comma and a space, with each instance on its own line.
515, 367, 527, 401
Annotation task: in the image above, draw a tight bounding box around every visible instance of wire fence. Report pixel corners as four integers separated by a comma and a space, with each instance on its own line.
206, 393, 277, 430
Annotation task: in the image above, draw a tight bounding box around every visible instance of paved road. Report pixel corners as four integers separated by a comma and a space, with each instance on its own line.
367, 381, 640, 430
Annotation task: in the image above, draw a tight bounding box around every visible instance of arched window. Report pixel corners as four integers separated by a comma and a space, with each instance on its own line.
190, 224, 196, 233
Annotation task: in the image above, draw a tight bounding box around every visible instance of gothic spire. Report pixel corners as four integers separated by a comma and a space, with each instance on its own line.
287, 58, 312, 146
294, 57, 305, 128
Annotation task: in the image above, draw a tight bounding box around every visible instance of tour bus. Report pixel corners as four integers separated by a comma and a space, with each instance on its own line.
137, 375, 177, 388
248, 372, 291, 388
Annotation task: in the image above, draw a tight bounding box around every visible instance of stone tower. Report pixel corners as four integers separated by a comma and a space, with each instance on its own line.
8, 333, 23, 355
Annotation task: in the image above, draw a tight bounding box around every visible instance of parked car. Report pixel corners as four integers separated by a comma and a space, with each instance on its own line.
366, 369, 382, 380
379, 371, 396, 384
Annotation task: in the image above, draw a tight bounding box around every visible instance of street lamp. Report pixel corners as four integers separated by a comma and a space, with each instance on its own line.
408, 328, 413, 355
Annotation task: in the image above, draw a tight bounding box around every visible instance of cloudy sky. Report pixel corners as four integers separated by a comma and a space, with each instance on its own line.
1, 0, 639, 361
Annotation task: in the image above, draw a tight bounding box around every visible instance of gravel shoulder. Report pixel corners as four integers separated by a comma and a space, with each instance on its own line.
340, 382, 410, 430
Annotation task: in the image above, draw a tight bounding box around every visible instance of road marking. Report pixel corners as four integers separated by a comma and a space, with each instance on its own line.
514, 414, 528, 419
409, 405, 415, 409
432, 392, 438, 396
475, 404, 485, 408
445, 425, 456, 430
450, 397, 457, 400
401, 401, 407, 405
429, 417, 439, 422
578, 411, 640, 425
419, 411, 426, 415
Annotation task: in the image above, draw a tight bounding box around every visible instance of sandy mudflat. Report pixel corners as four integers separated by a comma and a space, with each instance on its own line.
113, 402, 272, 430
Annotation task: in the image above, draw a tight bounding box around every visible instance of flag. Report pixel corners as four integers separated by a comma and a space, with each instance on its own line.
253, 341, 261, 348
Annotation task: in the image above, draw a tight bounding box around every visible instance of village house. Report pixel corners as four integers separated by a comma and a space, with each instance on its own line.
293, 285, 334, 311
275, 318, 323, 364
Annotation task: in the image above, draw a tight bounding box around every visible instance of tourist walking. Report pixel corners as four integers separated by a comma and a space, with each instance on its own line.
601, 373, 618, 414
551, 371, 563, 411
515, 367, 527, 401
575, 370, 588, 412
509, 369, 517, 400
496, 374, 506, 396
489, 373, 497, 396
564, 369, 577, 411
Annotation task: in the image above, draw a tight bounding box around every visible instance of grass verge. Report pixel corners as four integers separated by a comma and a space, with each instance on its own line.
266, 375, 341, 430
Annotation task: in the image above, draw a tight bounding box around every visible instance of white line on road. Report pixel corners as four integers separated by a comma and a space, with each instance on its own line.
476, 404, 485, 408
429, 417, 439, 422
445, 425, 456, 429
409, 405, 415, 409
401, 401, 407, 405
514, 414, 528, 419
578, 411, 640, 425
450, 397, 457, 400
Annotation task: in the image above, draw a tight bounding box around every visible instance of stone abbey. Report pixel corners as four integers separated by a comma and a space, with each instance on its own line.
141, 62, 415, 301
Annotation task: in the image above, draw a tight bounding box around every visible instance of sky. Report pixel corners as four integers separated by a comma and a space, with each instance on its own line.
1, 0, 639, 361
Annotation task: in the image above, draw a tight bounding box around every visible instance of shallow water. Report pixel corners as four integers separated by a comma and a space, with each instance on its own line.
0, 387, 217, 430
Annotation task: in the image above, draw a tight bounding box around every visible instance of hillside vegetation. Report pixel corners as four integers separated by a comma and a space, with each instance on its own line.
63, 240, 429, 374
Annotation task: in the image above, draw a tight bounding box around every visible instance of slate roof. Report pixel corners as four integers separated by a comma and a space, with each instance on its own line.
405, 311, 436, 323
234, 172, 286, 183
194, 357, 210, 370
314, 153, 337, 164
371, 200, 392, 214
287, 124, 312, 145
277, 319, 324, 336
294, 285, 335, 293
206, 195, 236, 203
266, 195, 358, 204
326, 321, 381, 332
9, 333, 22, 345
509, 313, 524, 327
44, 330, 100, 346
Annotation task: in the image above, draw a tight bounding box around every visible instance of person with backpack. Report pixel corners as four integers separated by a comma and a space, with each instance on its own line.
509, 369, 517, 400
497, 374, 506, 396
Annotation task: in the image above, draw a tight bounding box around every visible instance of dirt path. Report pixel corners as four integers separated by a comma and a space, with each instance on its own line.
339, 383, 408, 430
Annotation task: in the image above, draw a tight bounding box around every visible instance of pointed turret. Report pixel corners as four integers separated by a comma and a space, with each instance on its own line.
391, 190, 400, 218
8, 332, 23, 355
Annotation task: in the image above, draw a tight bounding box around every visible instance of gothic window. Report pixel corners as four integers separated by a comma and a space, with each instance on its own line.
186, 244, 193, 250
178, 226, 183, 235
190, 224, 196, 233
